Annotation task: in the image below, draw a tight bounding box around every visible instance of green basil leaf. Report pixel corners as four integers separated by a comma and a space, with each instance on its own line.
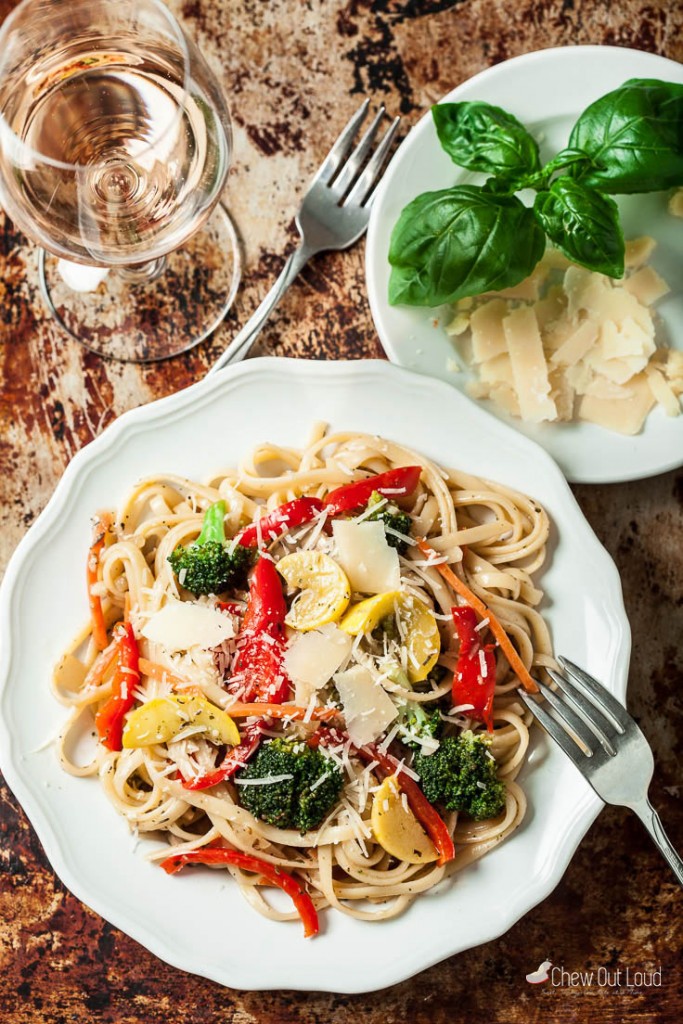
533, 177, 624, 277
388, 185, 545, 306
432, 101, 541, 178
568, 78, 683, 194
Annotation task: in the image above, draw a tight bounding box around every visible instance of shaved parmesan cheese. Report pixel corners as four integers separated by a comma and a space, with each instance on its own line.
664, 350, 683, 386
578, 373, 655, 434
488, 383, 521, 417
447, 240, 675, 433
503, 306, 557, 422
445, 311, 470, 337
623, 266, 670, 306
669, 189, 683, 218
549, 319, 598, 368
470, 299, 507, 363
625, 236, 656, 269
284, 624, 353, 705
479, 352, 514, 387
332, 521, 400, 596
646, 366, 681, 417
333, 665, 398, 746
141, 599, 234, 652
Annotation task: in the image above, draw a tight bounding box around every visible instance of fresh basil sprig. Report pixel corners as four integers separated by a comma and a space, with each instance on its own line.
388, 78, 683, 308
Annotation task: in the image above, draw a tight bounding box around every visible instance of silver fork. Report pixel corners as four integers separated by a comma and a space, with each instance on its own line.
208, 100, 400, 374
518, 656, 683, 886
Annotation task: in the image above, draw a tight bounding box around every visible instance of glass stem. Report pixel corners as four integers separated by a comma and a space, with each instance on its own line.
117, 256, 168, 284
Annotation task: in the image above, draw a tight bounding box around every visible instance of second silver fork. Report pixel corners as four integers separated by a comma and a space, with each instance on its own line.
208, 100, 400, 374
519, 657, 683, 887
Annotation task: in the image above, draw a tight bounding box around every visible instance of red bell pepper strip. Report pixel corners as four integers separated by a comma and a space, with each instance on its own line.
94, 622, 140, 751
160, 848, 319, 938
235, 497, 324, 549
451, 606, 496, 733
311, 727, 455, 867
242, 555, 287, 635
181, 720, 266, 791
229, 556, 291, 704
323, 465, 422, 517
87, 512, 113, 651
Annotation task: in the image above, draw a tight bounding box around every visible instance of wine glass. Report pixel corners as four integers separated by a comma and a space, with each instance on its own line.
0, 0, 240, 362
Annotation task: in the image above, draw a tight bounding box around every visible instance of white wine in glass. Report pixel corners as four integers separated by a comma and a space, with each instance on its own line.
0, 0, 241, 361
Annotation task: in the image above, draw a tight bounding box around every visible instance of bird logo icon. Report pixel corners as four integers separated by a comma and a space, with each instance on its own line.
525, 960, 553, 984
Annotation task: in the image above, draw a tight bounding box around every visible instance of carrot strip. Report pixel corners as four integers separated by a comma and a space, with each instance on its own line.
87, 512, 113, 650
225, 702, 340, 721
138, 658, 204, 697
83, 640, 119, 690
417, 538, 537, 694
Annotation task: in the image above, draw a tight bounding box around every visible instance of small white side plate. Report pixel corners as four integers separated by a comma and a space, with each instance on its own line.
366, 46, 683, 483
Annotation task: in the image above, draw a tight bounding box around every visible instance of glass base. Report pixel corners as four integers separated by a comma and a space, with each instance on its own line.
39, 203, 241, 362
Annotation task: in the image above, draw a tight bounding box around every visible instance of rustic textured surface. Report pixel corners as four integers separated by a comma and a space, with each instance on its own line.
1, 0, 682, 1021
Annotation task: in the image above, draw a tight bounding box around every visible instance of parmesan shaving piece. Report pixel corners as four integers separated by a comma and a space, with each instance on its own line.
645, 366, 681, 418
469, 299, 507, 363
332, 520, 400, 596
283, 624, 353, 705
333, 665, 398, 746
140, 598, 235, 652
578, 373, 656, 435
623, 266, 670, 306
503, 306, 557, 423
669, 189, 683, 218
452, 242, 680, 433
625, 236, 657, 269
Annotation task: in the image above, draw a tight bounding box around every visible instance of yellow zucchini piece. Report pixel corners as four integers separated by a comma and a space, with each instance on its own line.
371, 774, 437, 864
122, 695, 240, 748
339, 591, 400, 635
340, 592, 440, 683
277, 551, 351, 631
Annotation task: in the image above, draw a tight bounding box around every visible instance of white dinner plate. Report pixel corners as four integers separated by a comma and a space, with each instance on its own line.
0, 359, 630, 992
366, 46, 683, 484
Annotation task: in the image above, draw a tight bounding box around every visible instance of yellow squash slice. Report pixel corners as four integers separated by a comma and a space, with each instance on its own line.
122, 694, 240, 749
371, 774, 438, 864
276, 551, 351, 631
340, 591, 440, 683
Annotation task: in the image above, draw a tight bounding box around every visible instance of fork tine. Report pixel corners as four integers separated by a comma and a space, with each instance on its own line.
558, 656, 628, 734
518, 690, 589, 770
547, 669, 618, 755
331, 105, 386, 197
310, 99, 370, 187
345, 115, 401, 207
535, 681, 596, 755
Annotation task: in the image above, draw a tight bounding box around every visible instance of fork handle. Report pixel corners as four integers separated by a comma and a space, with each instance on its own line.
632, 798, 683, 887
207, 241, 317, 375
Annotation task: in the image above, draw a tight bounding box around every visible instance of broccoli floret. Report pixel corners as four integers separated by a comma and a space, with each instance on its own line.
367, 491, 412, 553
236, 738, 344, 832
396, 701, 442, 752
413, 731, 506, 821
168, 500, 256, 596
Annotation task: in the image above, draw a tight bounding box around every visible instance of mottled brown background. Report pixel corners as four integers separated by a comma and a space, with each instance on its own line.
1, 0, 682, 1021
